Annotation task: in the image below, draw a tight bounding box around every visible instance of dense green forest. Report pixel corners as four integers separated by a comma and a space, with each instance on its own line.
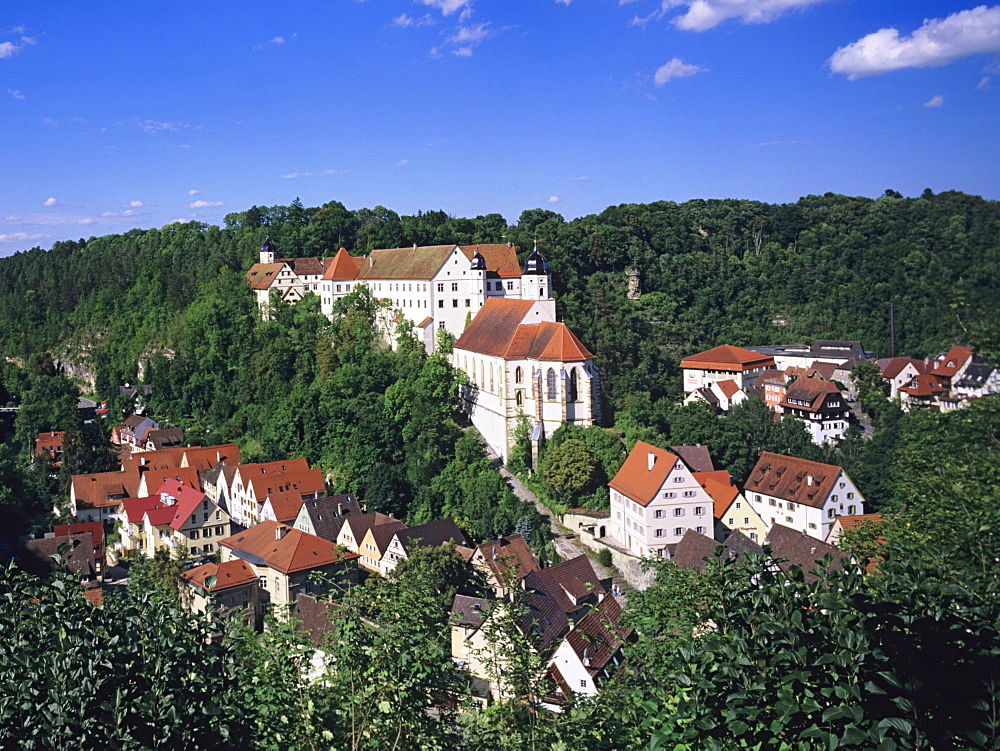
1, 191, 998, 748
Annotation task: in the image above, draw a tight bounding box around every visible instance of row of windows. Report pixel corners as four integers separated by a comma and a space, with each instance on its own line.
653, 506, 705, 518
654, 527, 705, 537
188, 525, 227, 541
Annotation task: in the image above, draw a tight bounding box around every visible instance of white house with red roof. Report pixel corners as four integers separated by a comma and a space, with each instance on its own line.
779, 379, 850, 445
925, 345, 974, 390
608, 441, 716, 558
452, 297, 601, 462
877, 357, 926, 400
743, 452, 865, 541
680, 345, 775, 396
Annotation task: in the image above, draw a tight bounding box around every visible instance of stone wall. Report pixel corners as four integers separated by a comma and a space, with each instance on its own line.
562, 511, 658, 591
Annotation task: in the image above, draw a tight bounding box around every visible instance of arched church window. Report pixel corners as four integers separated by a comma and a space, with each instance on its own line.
489, 364, 494, 393
516, 390, 524, 407
515, 366, 523, 384
546, 368, 557, 400
568, 368, 579, 402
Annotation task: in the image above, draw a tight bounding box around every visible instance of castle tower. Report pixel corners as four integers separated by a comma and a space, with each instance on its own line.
521, 243, 552, 301
626, 267, 641, 300
259, 236, 275, 264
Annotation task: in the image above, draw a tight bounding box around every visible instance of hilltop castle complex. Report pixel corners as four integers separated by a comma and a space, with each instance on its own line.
246, 239, 601, 461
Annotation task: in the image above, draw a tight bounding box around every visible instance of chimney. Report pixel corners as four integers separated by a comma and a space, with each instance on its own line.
507, 241, 512, 248
807, 475, 813, 486
648, 452, 656, 471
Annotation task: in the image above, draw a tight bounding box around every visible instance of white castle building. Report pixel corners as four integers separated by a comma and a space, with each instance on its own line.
246, 239, 601, 460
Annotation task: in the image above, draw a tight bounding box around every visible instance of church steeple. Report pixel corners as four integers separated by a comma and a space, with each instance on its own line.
521, 242, 552, 302
523, 243, 549, 276
259, 236, 275, 264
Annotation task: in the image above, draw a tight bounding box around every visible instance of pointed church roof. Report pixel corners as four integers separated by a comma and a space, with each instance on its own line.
523, 244, 549, 275
455, 298, 592, 361
322, 247, 364, 281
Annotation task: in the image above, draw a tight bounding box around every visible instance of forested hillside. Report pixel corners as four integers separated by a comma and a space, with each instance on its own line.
2, 190, 997, 416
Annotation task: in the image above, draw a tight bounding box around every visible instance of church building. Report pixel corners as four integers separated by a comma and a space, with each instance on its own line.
452, 296, 601, 462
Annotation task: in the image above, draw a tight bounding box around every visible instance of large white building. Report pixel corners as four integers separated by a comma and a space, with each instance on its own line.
248, 239, 554, 352
452, 297, 601, 462
742, 452, 865, 541
608, 441, 717, 558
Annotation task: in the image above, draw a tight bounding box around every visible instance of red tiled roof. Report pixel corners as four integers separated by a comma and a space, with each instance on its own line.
608, 441, 681, 507
182, 444, 241, 471
262, 490, 305, 524
35, 431, 65, 456
72, 464, 142, 509
246, 263, 284, 290
474, 534, 539, 584
234, 458, 310, 486
693, 470, 740, 519
900, 373, 945, 397
321, 247, 364, 281
680, 345, 775, 372
927, 346, 974, 378
221, 521, 360, 573
715, 379, 740, 399
120, 495, 164, 524
157, 478, 208, 531
182, 559, 256, 592
833, 513, 883, 532
141, 467, 202, 494
277, 257, 325, 277
878, 357, 925, 380
744, 452, 843, 509
248, 467, 325, 502
455, 298, 592, 361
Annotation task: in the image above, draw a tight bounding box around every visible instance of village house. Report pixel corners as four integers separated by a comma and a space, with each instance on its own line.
608, 441, 718, 557
18, 532, 100, 590
779, 378, 851, 444
35, 431, 66, 467
544, 595, 632, 708
292, 494, 364, 541
121, 478, 231, 560
898, 372, 946, 411
119, 414, 159, 449
245, 237, 329, 316
53, 521, 105, 575
453, 297, 601, 463
380, 518, 469, 575
925, 345, 974, 391
953, 356, 1000, 399
470, 534, 539, 598
219, 521, 360, 619
181, 559, 260, 628
70, 463, 141, 524
877, 357, 926, 400
356, 518, 408, 573
335, 512, 401, 554
225, 458, 314, 527
682, 377, 748, 411
680, 345, 775, 397
757, 369, 787, 412
825, 512, 884, 547
743, 452, 866, 541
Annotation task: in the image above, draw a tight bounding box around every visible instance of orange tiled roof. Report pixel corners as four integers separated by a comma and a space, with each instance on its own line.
182, 443, 241, 471
248, 467, 325, 502
182, 559, 257, 592
715, 379, 740, 399
900, 373, 945, 397
72, 464, 142, 509
321, 247, 364, 281
928, 345, 974, 378
693, 470, 740, 519
455, 298, 592, 361
140, 467, 202, 493
222, 521, 360, 574
680, 345, 775, 372
780, 379, 842, 412
608, 441, 682, 507
262, 490, 306, 524
834, 513, 883, 532
878, 357, 926, 380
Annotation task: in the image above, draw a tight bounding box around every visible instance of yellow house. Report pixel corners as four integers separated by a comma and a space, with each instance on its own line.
716, 495, 768, 545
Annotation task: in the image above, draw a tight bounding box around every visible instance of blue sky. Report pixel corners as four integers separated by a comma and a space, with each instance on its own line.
2, 1, 999, 254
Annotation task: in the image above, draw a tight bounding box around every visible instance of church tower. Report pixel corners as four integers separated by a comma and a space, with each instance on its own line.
259, 236, 276, 264
521, 243, 555, 317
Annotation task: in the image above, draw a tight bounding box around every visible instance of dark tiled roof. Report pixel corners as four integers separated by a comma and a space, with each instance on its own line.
394, 518, 468, 553
19, 533, 97, 581
295, 594, 340, 645
565, 595, 633, 676
450, 594, 490, 628
475, 534, 539, 584
146, 428, 183, 450
358, 245, 455, 281
671, 445, 716, 473
672, 529, 762, 571
527, 555, 605, 615
765, 524, 847, 582
780, 379, 842, 413
300, 494, 363, 541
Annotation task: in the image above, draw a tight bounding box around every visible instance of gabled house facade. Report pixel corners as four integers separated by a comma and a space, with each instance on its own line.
181, 559, 260, 628
380, 518, 469, 575
292, 494, 364, 540
779, 379, 850, 445
609, 441, 717, 557
471, 534, 539, 598
226, 458, 312, 527
743, 452, 865, 541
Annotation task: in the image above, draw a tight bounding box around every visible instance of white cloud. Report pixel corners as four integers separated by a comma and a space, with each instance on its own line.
0, 43, 15, 58
977, 75, 991, 89
393, 13, 434, 27
452, 46, 474, 56
574, 176, 590, 181
830, 6, 1000, 80
127, 200, 144, 208
100, 209, 138, 218
397, 159, 410, 166
136, 119, 187, 132
9, 89, 24, 100
0, 232, 51, 245
0, 33, 35, 59
555, 0, 571, 5
449, 22, 491, 45
923, 94, 945, 107
270, 36, 286, 44
188, 189, 200, 196
548, 195, 561, 203
185, 199, 224, 208
418, 0, 470, 16
633, 0, 825, 31
43, 197, 58, 207
41, 117, 57, 126
280, 172, 312, 179
654, 57, 708, 85
76, 217, 96, 226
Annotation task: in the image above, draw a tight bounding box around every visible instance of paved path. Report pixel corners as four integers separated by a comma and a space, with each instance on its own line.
485, 445, 630, 596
